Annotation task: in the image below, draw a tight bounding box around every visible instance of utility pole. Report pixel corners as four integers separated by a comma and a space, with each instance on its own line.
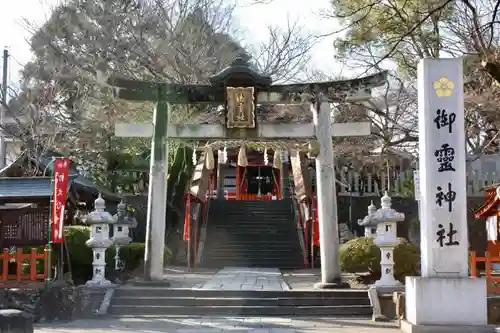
0, 48, 8, 169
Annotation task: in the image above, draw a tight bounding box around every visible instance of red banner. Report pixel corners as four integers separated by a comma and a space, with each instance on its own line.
51, 158, 71, 243
313, 219, 320, 246
312, 196, 320, 246
183, 195, 191, 241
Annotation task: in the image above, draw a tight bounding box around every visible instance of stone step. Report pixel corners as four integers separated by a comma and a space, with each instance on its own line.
210, 217, 293, 221
201, 252, 302, 256
203, 245, 302, 251
210, 209, 292, 212
113, 296, 371, 307
204, 246, 301, 250
201, 251, 303, 257
205, 243, 301, 247
202, 199, 303, 269
108, 304, 372, 316
204, 240, 301, 245
209, 205, 292, 214
197, 263, 304, 270
211, 218, 295, 223
204, 232, 300, 238
207, 225, 296, 230
199, 264, 304, 269
204, 247, 302, 253
115, 288, 369, 298
199, 259, 303, 265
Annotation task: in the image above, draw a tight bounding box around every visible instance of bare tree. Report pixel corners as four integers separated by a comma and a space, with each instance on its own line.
14, 0, 315, 190
0, 76, 64, 175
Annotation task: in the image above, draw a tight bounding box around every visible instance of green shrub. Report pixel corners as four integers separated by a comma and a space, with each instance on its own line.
64, 226, 172, 284
339, 236, 420, 282
65, 226, 94, 283
117, 242, 172, 272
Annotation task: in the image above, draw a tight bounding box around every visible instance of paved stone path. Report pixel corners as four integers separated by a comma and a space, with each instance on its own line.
193, 267, 290, 291
35, 316, 399, 333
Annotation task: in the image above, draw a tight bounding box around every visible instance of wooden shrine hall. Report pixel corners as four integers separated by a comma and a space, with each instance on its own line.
195, 146, 292, 201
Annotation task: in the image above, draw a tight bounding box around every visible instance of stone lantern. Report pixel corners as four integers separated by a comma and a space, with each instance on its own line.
112, 199, 138, 271
371, 192, 405, 289
83, 194, 117, 286
358, 201, 378, 237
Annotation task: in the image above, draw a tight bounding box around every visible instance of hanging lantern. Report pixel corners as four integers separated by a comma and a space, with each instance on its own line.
205, 146, 215, 170
217, 149, 224, 164
192, 146, 197, 166
283, 150, 289, 163
263, 147, 269, 165
223, 145, 228, 163
273, 149, 282, 169
237, 145, 248, 167
307, 140, 320, 158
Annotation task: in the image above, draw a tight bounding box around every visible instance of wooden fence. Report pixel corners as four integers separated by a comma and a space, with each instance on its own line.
118, 167, 500, 197
337, 169, 500, 197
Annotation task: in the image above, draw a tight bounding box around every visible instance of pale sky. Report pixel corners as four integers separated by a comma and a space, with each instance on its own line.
0, 0, 344, 86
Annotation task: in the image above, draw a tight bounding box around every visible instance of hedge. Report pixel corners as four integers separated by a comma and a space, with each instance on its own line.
339, 236, 420, 282
64, 226, 171, 284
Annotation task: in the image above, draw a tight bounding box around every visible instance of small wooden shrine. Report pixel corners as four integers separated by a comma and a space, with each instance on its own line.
474, 183, 500, 255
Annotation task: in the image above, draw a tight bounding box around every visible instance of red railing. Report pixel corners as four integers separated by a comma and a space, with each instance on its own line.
0, 248, 49, 287
237, 193, 277, 200
184, 171, 218, 270
470, 251, 500, 293
294, 201, 309, 268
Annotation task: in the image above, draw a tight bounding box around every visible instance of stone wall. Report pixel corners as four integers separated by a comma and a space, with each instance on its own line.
0, 286, 107, 322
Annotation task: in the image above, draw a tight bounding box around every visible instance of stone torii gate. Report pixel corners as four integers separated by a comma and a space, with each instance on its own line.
110, 55, 387, 287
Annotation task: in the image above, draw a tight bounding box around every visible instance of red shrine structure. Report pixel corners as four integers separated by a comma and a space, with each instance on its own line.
215, 149, 288, 200
474, 183, 500, 256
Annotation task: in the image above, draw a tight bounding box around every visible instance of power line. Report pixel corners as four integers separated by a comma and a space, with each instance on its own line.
0, 47, 8, 169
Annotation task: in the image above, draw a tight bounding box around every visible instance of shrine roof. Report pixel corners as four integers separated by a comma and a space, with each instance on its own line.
474, 192, 500, 219
482, 183, 500, 192
0, 177, 53, 200
0, 151, 120, 201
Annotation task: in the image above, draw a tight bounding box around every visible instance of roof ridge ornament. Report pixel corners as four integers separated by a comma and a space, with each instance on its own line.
209, 53, 272, 88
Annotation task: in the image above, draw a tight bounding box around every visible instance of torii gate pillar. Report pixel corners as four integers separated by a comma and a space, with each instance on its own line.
312, 101, 350, 289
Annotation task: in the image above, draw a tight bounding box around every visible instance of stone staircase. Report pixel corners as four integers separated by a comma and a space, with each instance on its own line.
108, 287, 373, 317
199, 199, 304, 269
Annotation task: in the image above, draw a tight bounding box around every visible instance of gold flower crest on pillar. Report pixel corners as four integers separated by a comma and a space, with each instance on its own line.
433, 77, 455, 97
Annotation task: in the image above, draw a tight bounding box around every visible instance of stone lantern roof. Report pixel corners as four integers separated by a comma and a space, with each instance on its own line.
114, 199, 138, 228
371, 192, 405, 223
83, 194, 117, 225
358, 201, 378, 227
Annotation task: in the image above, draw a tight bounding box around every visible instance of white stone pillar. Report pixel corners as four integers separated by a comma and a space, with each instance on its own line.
144, 100, 169, 281
402, 58, 488, 331
311, 101, 347, 289
85, 194, 116, 286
